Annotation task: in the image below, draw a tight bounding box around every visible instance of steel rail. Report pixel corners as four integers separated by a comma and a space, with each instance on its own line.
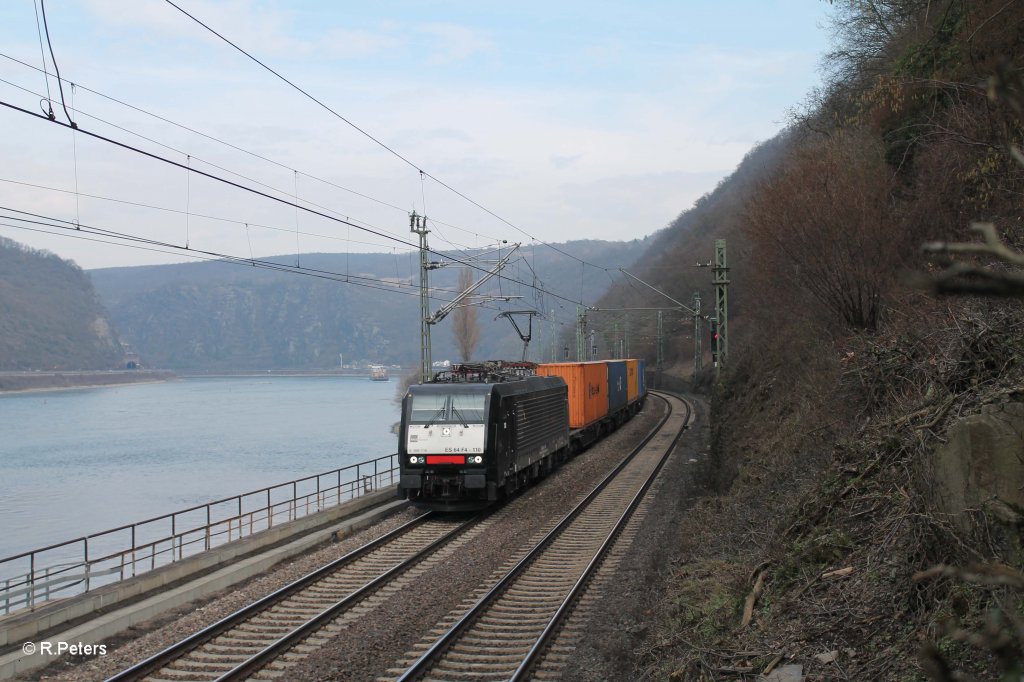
104, 510, 466, 681
511, 392, 690, 680
395, 391, 681, 682
210, 515, 480, 681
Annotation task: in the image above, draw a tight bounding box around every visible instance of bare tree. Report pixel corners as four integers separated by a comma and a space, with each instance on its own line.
824, 0, 934, 86
922, 222, 1024, 296
919, 64, 1024, 297
452, 268, 480, 362
744, 130, 907, 330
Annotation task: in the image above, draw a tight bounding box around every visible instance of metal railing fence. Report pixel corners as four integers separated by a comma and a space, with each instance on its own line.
0, 453, 398, 616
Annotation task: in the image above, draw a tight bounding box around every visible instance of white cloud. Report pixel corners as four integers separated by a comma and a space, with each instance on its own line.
0, 2, 830, 269
417, 23, 493, 64
550, 154, 583, 170
320, 27, 404, 59
82, 0, 305, 55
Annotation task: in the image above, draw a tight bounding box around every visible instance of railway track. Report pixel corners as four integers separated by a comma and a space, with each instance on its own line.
101, 391, 687, 682
387, 391, 690, 682
105, 512, 480, 682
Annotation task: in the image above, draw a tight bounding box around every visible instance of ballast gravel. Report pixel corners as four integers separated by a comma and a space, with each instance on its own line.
25, 400, 667, 682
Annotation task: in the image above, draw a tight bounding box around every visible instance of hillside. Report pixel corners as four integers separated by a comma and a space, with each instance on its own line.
0, 237, 123, 371
90, 239, 649, 370
579, 1, 1024, 680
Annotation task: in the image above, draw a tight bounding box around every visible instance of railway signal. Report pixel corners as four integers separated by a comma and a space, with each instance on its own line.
710, 318, 719, 365
696, 239, 729, 377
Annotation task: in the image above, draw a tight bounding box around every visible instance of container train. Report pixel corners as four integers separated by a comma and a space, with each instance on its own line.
398, 358, 647, 510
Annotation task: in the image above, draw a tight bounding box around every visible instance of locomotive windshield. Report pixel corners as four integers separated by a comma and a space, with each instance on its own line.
409, 393, 486, 425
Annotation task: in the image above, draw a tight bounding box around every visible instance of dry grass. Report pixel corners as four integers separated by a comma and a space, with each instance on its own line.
641, 299, 1024, 681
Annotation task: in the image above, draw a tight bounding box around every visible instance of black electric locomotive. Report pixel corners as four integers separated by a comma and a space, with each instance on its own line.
398, 374, 569, 510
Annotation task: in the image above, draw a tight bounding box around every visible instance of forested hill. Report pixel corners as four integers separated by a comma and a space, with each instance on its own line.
584, 2, 1024, 680
90, 239, 649, 370
0, 237, 122, 370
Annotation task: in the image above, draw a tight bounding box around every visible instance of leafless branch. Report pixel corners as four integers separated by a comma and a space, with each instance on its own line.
920, 223, 1024, 296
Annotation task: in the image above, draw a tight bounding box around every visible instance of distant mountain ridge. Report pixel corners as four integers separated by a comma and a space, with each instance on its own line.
89, 239, 650, 370
0, 237, 123, 370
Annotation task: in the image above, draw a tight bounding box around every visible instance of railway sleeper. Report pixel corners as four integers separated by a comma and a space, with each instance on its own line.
167, 660, 237, 671
191, 646, 260, 658
148, 667, 218, 675
433, 658, 527, 671
235, 624, 294, 634
203, 642, 266, 653
445, 645, 534, 657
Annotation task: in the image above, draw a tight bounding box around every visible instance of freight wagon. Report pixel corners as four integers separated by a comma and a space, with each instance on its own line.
398, 359, 648, 510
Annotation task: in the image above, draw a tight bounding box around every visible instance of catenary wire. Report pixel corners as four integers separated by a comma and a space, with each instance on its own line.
0, 50, 502, 251
0, 175, 544, 304
160, 0, 620, 272
0, 177, 414, 253
0, 71, 438, 251
0, 52, 624, 308
38, 0, 73, 126
31, 1, 53, 118
0, 175, 541, 301
0, 96, 591, 309
0, 206, 420, 294
0, 206, 499, 301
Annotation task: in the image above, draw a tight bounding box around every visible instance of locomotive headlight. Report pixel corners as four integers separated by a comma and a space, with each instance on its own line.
473, 456, 483, 464
408, 456, 418, 464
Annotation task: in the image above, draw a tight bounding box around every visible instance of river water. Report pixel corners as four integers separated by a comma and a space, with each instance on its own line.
0, 376, 400, 560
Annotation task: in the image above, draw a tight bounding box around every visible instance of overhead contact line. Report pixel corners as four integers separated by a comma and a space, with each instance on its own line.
0, 205, 542, 306
0, 96, 593, 311
160, 0, 623, 274
0, 206, 477, 301
0, 50, 503, 253
0, 176, 418, 252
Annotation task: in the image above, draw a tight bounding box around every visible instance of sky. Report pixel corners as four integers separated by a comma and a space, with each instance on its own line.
0, 1, 834, 270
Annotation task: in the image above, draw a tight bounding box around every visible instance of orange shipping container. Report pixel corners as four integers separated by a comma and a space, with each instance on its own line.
625, 359, 639, 402
536, 361, 609, 429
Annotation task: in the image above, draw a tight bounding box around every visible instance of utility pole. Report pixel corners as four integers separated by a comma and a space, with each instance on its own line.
692, 291, 702, 374
549, 309, 556, 362
412, 209, 519, 381
575, 306, 586, 361
695, 239, 730, 377
618, 311, 626, 356
656, 310, 664, 389
411, 211, 431, 383
713, 239, 729, 373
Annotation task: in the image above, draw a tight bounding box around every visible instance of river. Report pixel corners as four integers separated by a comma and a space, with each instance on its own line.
0, 376, 400, 560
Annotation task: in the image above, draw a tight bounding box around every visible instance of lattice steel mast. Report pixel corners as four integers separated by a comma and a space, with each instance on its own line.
411, 211, 432, 383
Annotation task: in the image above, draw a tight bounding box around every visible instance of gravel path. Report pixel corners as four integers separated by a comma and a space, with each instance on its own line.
25, 399, 668, 682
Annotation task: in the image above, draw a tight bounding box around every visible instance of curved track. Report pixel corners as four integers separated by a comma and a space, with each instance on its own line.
388, 391, 690, 682
105, 512, 478, 682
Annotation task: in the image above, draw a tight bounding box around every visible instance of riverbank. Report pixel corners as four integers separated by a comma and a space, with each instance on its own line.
0, 376, 398, 559
0, 370, 176, 394
177, 368, 401, 379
